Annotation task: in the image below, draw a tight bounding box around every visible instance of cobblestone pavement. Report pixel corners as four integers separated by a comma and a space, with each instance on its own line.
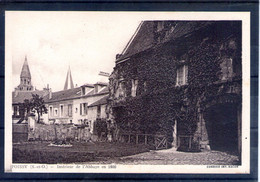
91, 148, 240, 165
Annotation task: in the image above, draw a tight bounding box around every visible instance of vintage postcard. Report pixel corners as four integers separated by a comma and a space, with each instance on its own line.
5, 11, 250, 173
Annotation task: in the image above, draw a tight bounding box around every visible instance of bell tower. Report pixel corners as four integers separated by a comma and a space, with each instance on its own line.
16, 56, 34, 91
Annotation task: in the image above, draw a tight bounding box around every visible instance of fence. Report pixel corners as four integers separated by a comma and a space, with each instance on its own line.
119, 133, 168, 150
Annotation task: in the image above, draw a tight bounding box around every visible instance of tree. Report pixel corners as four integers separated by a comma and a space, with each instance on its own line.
17, 99, 32, 124
30, 94, 48, 123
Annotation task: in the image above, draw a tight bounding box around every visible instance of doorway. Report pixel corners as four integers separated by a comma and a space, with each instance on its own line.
205, 103, 239, 153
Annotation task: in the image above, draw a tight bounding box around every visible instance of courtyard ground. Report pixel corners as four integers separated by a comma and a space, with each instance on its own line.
13, 141, 240, 165
90, 148, 240, 165
13, 141, 150, 164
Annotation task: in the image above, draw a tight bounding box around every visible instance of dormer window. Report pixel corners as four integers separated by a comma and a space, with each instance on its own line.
176, 65, 188, 86
95, 86, 99, 93
81, 87, 85, 95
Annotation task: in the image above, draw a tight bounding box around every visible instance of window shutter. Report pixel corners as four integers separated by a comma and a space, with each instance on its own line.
80, 104, 82, 115
85, 103, 88, 115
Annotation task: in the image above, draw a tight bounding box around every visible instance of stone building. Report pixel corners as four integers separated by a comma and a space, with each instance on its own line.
107, 21, 242, 153
12, 56, 49, 123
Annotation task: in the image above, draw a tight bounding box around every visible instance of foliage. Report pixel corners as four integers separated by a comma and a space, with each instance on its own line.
30, 94, 48, 123
19, 94, 48, 123
17, 99, 31, 123
94, 118, 108, 139
107, 22, 242, 150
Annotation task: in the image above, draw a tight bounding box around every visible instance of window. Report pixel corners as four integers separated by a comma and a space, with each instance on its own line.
75, 108, 78, 113
143, 81, 147, 92
17, 105, 19, 116
97, 105, 101, 118
60, 105, 64, 117
131, 79, 138, 97
84, 103, 88, 115
157, 22, 164, 32
116, 81, 126, 98
54, 108, 58, 116
13, 105, 19, 116
220, 58, 233, 81
49, 106, 53, 117
68, 104, 72, 117
176, 65, 188, 86
80, 103, 88, 115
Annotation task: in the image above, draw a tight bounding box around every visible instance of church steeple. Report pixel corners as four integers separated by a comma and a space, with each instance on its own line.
63, 66, 74, 90
16, 56, 34, 91
20, 56, 31, 78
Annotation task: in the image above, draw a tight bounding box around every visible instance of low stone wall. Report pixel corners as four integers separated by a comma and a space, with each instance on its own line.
13, 124, 28, 143
28, 123, 98, 142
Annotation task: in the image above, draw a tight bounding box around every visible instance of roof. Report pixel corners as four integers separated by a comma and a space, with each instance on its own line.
12, 90, 48, 104
94, 82, 109, 86
81, 83, 94, 88
44, 86, 109, 103
44, 87, 81, 103
88, 95, 109, 107
20, 56, 31, 78
97, 87, 109, 94
117, 21, 213, 61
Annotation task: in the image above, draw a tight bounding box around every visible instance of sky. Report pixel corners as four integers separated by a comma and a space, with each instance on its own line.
6, 11, 247, 92
6, 12, 142, 91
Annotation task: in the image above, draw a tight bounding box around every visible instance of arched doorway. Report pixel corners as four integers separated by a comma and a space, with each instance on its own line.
204, 103, 239, 153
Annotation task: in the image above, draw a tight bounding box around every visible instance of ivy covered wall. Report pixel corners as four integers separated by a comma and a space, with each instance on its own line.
107, 21, 242, 150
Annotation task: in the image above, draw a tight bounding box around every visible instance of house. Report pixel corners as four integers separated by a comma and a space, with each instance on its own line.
72, 82, 108, 132
107, 21, 242, 153
44, 78, 109, 133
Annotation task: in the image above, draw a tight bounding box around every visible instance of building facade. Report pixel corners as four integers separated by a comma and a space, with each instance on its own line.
44, 82, 109, 133
107, 21, 242, 153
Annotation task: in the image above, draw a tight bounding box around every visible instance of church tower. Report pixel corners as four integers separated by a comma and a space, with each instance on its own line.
63, 66, 74, 90
15, 56, 34, 91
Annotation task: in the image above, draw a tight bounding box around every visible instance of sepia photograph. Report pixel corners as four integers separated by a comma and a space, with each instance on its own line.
5, 11, 250, 173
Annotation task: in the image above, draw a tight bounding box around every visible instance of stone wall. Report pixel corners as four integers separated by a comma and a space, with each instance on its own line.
13, 124, 28, 143
28, 123, 98, 142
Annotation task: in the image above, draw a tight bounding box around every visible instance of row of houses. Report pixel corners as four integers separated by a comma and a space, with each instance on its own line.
12, 58, 108, 133
12, 21, 242, 153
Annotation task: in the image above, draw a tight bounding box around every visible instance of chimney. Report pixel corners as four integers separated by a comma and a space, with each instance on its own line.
49, 88, 52, 99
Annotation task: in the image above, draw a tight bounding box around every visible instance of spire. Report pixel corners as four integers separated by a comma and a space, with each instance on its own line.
64, 66, 74, 90
15, 55, 33, 92
20, 56, 31, 78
